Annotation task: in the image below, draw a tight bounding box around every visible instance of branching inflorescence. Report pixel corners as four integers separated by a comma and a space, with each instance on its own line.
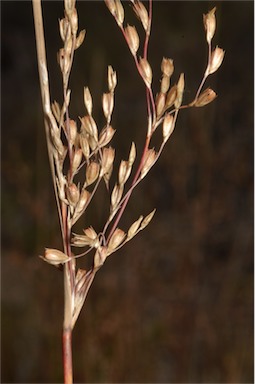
32, 0, 224, 382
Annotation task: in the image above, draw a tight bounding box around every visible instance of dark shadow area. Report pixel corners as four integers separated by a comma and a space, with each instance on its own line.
1, 1, 253, 383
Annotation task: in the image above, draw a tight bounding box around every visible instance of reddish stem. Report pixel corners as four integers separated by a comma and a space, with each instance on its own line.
63, 327, 73, 384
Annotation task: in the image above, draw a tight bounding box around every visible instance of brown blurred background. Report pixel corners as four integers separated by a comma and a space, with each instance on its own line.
1, 1, 253, 383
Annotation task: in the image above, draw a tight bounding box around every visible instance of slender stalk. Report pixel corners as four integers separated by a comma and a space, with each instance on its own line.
63, 326, 73, 384
32, 1, 74, 383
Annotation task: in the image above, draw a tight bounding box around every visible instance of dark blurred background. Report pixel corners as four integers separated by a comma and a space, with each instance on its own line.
1, 1, 253, 383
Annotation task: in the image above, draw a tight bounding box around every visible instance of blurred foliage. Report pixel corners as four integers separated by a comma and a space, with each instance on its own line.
1, 1, 253, 383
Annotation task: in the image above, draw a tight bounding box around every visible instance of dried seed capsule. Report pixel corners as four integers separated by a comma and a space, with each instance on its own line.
140, 208, 156, 230
75, 29, 86, 50
115, 0, 124, 26
80, 133, 90, 161
132, 0, 149, 32
100, 147, 115, 176
125, 25, 139, 55
118, 160, 128, 185
156, 92, 166, 117
72, 226, 99, 247
94, 246, 108, 269
102, 92, 114, 123
140, 149, 157, 179
84, 87, 93, 115
99, 125, 115, 147
127, 215, 143, 239
111, 183, 123, 209
105, 0, 116, 15
194, 88, 217, 107
139, 57, 152, 87
80, 115, 98, 139
162, 114, 175, 142
108, 228, 126, 251
66, 183, 80, 206
42, 248, 70, 265
174, 73, 185, 109
72, 189, 91, 225
207, 46, 225, 75
128, 142, 136, 165
161, 57, 174, 78
165, 84, 177, 109
108, 66, 117, 92
68, 119, 77, 146
203, 7, 216, 44
161, 75, 170, 94
86, 161, 100, 185
72, 148, 83, 175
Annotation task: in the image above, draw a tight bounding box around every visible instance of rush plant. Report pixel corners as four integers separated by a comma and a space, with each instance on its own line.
32, 1, 224, 383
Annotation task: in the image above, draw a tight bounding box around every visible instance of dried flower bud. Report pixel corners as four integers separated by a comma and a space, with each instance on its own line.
99, 125, 115, 147
140, 208, 156, 230
102, 92, 114, 123
72, 148, 83, 174
161, 75, 170, 94
127, 215, 143, 239
163, 114, 175, 142
66, 183, 80, 206
115, 0, 124, 26
166, 84, 177, 108
108, 228, 126, 251
42, 248, 70, 265
84, 87, 93, 115
86, 161, 100, 185
156, 92, 166, 117
141, 148, 157, 178
125, 25, 139, 55
203, 7, 216, 44
194, 88, 217, 107
161, 57, 174, 78
207, 46, 225, 75
139, 57, 152, 87
174, 73, 185, 109
108, 65, 117, 92
100, 147, 115, 176
75, 29, 86, 50
132, 0, 149, 31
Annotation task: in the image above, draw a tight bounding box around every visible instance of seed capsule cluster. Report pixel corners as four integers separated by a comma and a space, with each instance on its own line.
38, 0, 224, 328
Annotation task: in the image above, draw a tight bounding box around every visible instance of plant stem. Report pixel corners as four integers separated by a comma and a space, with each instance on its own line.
63, 327, 73, 384
32, 1, 74, 382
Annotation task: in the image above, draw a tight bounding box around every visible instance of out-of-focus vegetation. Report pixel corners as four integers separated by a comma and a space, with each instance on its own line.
1, 1, 253, 382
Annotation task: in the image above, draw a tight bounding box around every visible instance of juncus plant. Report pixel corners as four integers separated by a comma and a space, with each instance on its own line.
32, 1, 224, 382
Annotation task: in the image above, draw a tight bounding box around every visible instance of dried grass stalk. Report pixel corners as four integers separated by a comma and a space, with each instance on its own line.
32, 1, 224, 383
